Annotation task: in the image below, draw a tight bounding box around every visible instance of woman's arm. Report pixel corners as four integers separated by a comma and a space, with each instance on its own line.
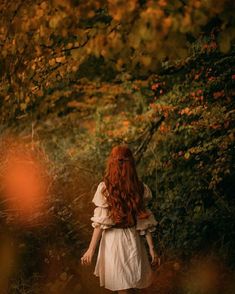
145, 231, 160, 266
81, 226, 103, 265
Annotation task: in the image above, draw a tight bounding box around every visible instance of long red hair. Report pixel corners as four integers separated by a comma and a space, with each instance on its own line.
102, 145, 150, 226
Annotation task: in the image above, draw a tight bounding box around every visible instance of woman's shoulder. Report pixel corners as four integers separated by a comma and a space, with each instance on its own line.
92, 181, 109, 207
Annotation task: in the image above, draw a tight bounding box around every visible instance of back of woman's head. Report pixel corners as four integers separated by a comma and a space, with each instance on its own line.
103, 145, 149, 226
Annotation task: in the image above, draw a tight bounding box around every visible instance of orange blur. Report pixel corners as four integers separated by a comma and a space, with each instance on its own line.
0, 139, 51, 227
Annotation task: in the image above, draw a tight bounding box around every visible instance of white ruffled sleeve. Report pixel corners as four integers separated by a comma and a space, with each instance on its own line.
136, 183, 158, 235
90, 182, 115, 229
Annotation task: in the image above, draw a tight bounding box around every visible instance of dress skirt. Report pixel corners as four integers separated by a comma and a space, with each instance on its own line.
94, 226, 153, 291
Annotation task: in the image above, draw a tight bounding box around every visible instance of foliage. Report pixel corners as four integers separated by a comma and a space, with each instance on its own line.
144, 48, 235, 263
1, 0, 235, 127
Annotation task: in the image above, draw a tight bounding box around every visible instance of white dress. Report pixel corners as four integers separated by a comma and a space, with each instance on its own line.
90, 181, 158, 291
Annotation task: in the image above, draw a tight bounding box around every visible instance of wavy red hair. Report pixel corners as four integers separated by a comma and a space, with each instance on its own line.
102, 145, 150, 226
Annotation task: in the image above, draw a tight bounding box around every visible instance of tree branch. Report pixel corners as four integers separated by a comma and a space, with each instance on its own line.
134, 116, 165, 165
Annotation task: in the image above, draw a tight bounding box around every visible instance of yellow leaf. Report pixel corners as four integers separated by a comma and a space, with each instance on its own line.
71, 48, 82, 60
66, 42, 73, 49
184, 152, 190, 160
141, 55, 152, 66
55, 56, 66, 63
49, 59, 56, 66
25, 96, 30, 103
49, 14, 63, 29
20, 103, 27, 111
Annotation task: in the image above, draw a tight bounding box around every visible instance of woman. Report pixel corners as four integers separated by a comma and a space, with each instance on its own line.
81, 145, 159, 293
